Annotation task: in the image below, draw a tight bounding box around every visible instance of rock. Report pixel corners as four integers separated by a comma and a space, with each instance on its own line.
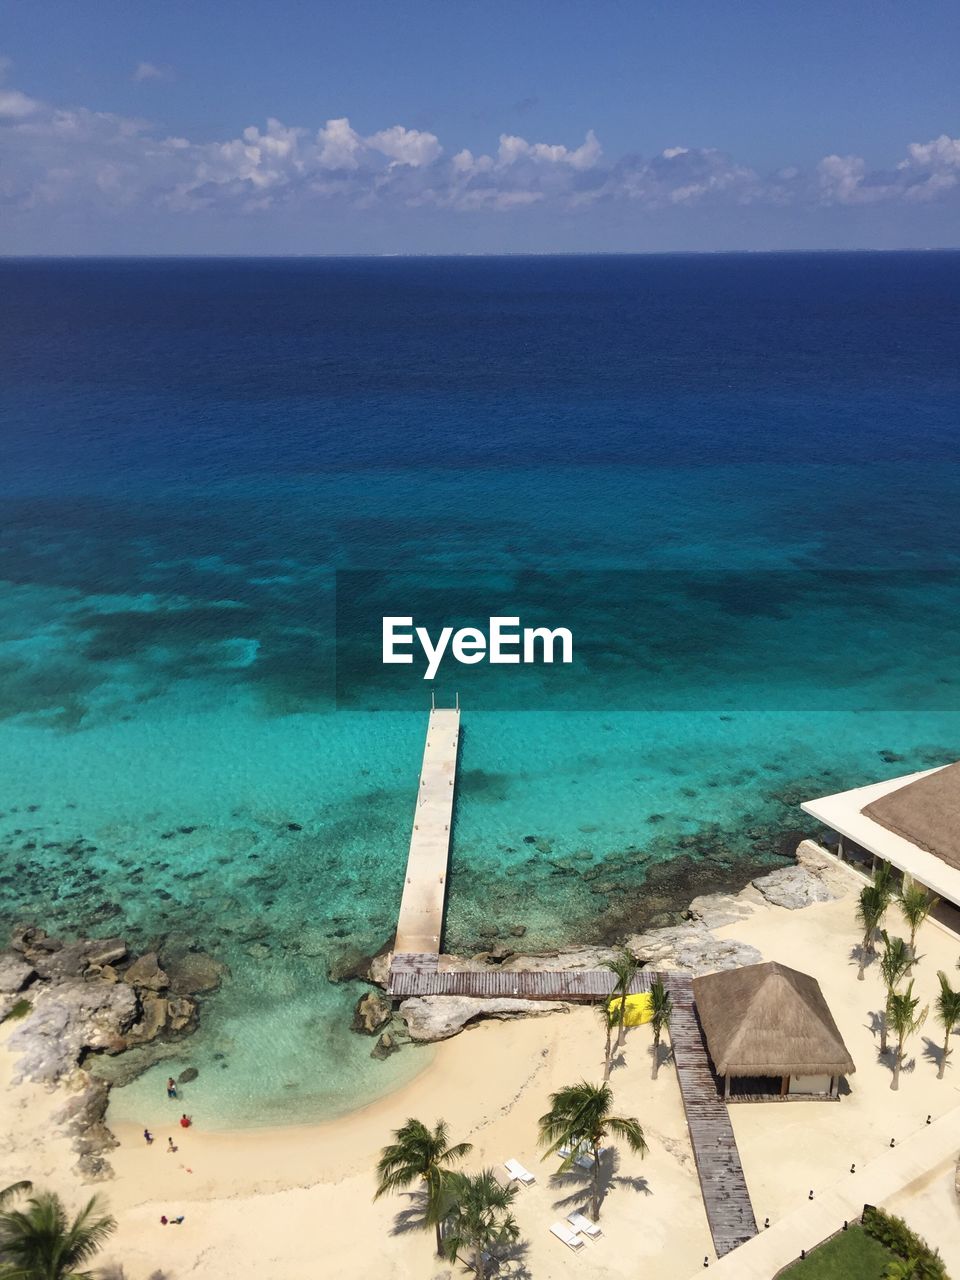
0, 954, 36, 996
163, 949, 228, 995
751, 864, 839, 910
353, 991, 393, 1035
75, 1154, 113, 1182
6, 980, 138, 1085
54, 1071, 118, 1180
399, 996, 569, 1042
688, 890, 761, 929
167, 997, 198, 1034
371, 1031, 399, 1060
88, 1040, 187, 1087
122, 952, 169, 992
178, 1066, 199, 1084
508, 925, 527, 938
624, 923, 763, 976
84, 938, 128, 969
795, 840, 854, 894
126, 992, 168, 1046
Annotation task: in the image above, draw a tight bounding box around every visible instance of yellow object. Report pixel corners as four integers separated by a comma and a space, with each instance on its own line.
607, 992, 653, 1026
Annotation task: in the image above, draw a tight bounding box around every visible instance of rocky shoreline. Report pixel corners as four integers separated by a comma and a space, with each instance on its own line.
0, 925, 226, 1180
0, 843, 847, 1182
351, 843, 848, 1051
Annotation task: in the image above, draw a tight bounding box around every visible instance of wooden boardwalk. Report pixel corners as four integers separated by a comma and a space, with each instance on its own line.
385, 709, 757, 1265
666, 974, 758, 1258
393, 707, 460, 955
388, 965, 654, 1000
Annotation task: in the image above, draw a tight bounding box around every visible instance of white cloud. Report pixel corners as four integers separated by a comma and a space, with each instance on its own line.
0, 87, 39, 119
133, 61, 174, 83
366, 124, 441, 168
316, 117, 363, 170
496, 129, 601, 171
0, 64, 957, 225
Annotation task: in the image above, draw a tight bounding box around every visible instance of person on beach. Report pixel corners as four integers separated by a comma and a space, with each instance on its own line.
143, 1128, 153, 1144
166, 1077, 178, 1099
179, 1113, 192, 1128
167, 1138, 177, 1153
172, 1215, 185, 1224
160, 1215, 168, 1225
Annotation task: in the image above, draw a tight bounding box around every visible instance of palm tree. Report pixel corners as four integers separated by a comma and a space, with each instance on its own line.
0, 1185, 31, 1210
649, 977, 673, 1080
935, 970, 960, 1080
857, 872, 893, 980
440, 1169, 519, 1277
878, 932, 911, 1054
538, 1080, 648, 1222
884, 1257, 922, 1280
0, 1190, 116, 1279
603, 949, 637, 1049
887, 980, 928, 1091
374, 1118, 472, 1256
597, 1002, 621, 1082
899, 882, 938, 966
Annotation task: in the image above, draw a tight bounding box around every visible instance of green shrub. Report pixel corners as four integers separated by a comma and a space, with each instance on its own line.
2, 998, 31, 1021
862, 1207, 948, 1280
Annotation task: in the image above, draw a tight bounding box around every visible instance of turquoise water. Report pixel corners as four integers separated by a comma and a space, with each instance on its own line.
1, 256, 959, 1126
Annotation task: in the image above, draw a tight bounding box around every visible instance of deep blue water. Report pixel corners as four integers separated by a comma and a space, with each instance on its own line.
1, 252, 959, 1124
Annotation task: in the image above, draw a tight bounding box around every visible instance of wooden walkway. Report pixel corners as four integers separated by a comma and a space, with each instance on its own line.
393, 707, 460, 955
385, 709, 757, 1264
388, 965, 654, 1000
666, 974, 758, 1258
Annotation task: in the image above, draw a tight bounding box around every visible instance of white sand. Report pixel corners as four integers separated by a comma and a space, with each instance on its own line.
2, 871, 960, 1278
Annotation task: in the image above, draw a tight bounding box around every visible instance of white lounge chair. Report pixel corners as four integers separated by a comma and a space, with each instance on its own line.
503, 1158, 536, 1186
550, 1221, 585, 1251
567, 1211, 602, 1240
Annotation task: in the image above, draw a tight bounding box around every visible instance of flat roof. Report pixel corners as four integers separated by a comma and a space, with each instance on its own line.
801, 765, 960, 905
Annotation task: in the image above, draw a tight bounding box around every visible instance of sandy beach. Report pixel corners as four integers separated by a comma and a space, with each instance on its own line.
4, 863, 960, 1279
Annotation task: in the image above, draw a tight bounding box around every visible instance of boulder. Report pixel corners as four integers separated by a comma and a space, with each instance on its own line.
6, 980, 138, 1084
622, 921, 763, 975
126, 993, 168, 1046
751, 864, 839, 910
0, 954, 37, 995
122, 952, 169, 992
399, 997, 569, 1042
687, 888, 762, 929
54, 1071, 118, 1180
87, 1040, 187, 1087
83, 938, 128, 969
178, 1066, 199, 1084
371, 1031, 400, 1060
352, 991, 393, 1035
163, 949, 228, 995
167, 997, 198, 1034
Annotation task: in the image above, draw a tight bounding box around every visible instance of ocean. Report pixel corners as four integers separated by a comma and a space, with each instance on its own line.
1, 252, 959, 1126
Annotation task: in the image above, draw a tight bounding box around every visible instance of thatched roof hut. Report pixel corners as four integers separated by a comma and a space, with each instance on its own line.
862, 761, 960, 872
692, 961, 854, 1098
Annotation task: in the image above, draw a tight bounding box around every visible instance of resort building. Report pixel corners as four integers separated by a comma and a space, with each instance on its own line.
802, 762, 960, 917
692, 961, 856, 1100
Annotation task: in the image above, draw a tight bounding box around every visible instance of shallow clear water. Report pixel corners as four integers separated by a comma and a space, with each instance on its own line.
1, 255, 958, 1126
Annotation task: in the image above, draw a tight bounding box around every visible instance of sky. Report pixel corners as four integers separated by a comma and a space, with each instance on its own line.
1, 0, 959, 254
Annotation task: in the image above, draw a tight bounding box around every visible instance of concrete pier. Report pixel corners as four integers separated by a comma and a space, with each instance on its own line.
392, 706, 460, 957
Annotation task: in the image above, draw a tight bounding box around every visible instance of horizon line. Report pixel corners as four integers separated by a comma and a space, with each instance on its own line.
3, 246, 960, 262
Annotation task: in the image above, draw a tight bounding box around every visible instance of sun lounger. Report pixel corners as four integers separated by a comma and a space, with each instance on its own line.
503, 1158, 536, 1186
550, 1221, 585, 1251
567, 1211, 602, 1240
